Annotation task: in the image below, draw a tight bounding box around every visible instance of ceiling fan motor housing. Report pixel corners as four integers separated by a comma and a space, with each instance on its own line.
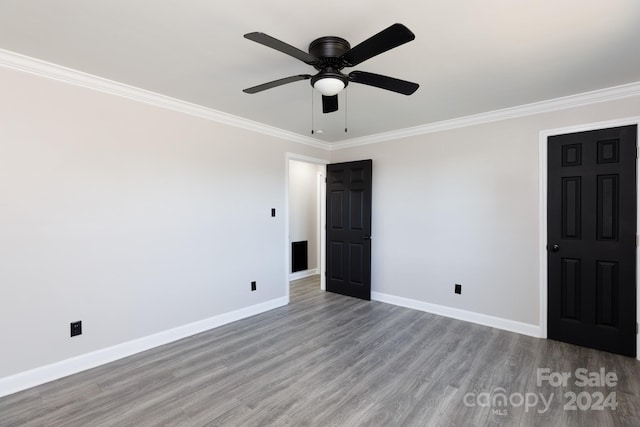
309, 36, 350, 62
309, 36, 351, 88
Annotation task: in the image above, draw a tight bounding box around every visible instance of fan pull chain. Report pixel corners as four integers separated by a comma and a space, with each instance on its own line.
311, 88, 315, 134
344, 88, 348, 133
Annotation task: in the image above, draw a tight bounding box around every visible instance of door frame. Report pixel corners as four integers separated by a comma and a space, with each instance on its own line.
285, 153, 328, 301
538, 116, 640, 360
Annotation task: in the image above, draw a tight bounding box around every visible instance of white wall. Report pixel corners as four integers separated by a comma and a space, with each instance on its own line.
0, 66, 329, 381
330, 96, 640, 329
288, 160, 324, 273
1, 60, 638, 388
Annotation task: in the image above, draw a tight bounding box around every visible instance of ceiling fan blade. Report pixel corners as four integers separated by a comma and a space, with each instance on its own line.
243, 75, 312, 94
244, 32, 318, 65
349, 71, 419, 95
322, 95, 339, 113
341, 24, 415, 67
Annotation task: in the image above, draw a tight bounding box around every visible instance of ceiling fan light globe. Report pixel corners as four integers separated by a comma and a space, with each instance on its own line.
313, 77, 345, 96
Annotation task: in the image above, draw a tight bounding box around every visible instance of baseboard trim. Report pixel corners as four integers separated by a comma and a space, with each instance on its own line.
289, 269, 319, 281
371, 291, 541, 338
0, 296, 288, 398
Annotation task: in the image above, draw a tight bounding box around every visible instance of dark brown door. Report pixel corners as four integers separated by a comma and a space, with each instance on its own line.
326, 160, 372, 300
548, 125, 637, 357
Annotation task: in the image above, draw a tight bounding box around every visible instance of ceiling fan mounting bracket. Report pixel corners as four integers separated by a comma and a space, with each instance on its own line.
308, 36, 350, 70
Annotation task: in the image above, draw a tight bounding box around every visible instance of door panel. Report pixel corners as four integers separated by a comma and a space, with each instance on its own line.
326, 160, 372, 300
548, 125, 636, 357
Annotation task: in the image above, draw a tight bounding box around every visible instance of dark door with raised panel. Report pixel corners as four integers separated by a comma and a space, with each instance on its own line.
548, 125, 636, 357
326, 160, 372, 300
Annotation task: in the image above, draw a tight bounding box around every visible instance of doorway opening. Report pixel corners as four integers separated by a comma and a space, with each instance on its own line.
286, 154, 328, 300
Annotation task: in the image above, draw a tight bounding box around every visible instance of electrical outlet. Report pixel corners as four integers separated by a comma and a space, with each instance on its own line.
251, 281, 257, 291
271, 208, 276, 217
70, 321, 82, 337
454, 284, 462, 294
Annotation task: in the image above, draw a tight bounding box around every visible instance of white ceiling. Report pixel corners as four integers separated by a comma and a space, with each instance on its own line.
1, 1, 639, 143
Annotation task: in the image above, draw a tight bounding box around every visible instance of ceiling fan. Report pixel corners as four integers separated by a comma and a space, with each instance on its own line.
243, 23, 419, 114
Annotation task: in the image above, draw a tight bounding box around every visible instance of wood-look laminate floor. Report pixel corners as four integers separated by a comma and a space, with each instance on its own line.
1, 275, 639, 426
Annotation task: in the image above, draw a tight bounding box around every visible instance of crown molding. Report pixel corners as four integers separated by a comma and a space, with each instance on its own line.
2, 49, 639, 152
330, 80, 640, 150
0, 49, 330, 151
